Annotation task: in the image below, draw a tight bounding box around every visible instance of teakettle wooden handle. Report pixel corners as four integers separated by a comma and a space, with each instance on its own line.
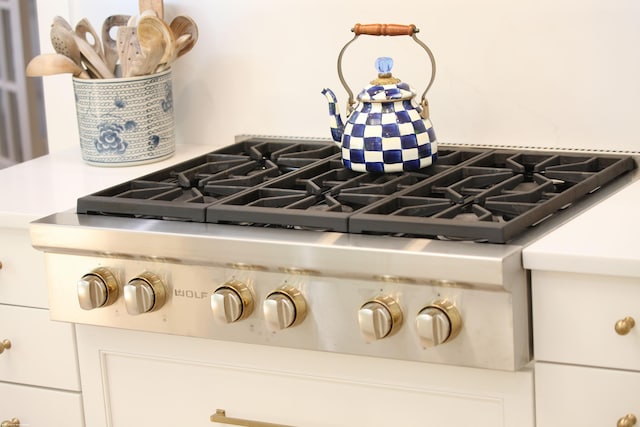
352, 23, 417, 36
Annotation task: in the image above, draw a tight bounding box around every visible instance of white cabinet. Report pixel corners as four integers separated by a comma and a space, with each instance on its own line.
0, 228, 48, 308
531, 270, 640, 426
535, 363, 640, 427
532, 270, 640, 371
0, 304, 79, 390
76, 324, 535, 427
0, 226, 83, 425
0, 381, 84, 427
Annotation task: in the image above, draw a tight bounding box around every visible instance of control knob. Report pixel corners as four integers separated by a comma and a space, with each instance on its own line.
416, 300, 462, 348
263, 286, 307, 331
77, 267, 119, 310
211, 280, 254, 323
358, 295, 403, 342
123, 272, 166, 315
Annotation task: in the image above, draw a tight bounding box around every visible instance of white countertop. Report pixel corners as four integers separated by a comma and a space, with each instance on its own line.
523, 178, 640, 278
0, 144, 214, 229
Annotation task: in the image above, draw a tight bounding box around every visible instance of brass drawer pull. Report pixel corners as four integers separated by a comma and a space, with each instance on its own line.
618, 414, 637, 427
615, 317, 636, 335
0, 339, 11, 354
211, 409, 294, 427
1, 418, 20, 427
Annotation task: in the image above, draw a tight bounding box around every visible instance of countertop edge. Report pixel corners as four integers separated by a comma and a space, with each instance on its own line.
523, 178, 640, 278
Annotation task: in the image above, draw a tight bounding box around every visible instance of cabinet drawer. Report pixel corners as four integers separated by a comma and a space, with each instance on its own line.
0, 381, 84, 427
532, 270, 640, 370
536, 362, 640, 427
0, 228, 48, 308
77, 326, 534, 427
105, 355, 518, 427
0, 305, 80, 390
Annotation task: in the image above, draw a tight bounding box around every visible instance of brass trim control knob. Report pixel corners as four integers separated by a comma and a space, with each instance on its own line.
211, 280, 254, 323
416, 300, 462, 348
77, 267, 119, 310
263, 286, 307, 331
124, 272, 166, 315
358, 295, 403, 342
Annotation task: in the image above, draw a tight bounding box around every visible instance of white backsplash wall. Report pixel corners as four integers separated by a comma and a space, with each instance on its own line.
36, 0, 640, 154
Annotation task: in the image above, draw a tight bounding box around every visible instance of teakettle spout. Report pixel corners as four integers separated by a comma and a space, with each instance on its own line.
321, 88, 344, 144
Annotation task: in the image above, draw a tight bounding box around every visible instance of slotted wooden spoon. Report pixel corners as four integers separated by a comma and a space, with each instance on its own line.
52, 15, 73, 31
102, 14, 131, 74
73, 32, 115, 79
50, 18, 82, 68
75, 18, 106, 63
117, 26, 141, 78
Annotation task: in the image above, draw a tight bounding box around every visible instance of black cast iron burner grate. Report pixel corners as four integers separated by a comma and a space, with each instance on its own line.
76, 138, 341, 222
77, 137, 636, 243
349, 151, 636, 242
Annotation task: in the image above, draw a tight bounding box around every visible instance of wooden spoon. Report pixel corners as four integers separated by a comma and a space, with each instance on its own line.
117, 26, 162, 77
102, 14, 131, 74
138, 0, 164, 20
75, 18, 106, 63
26, 53, 90, 78
50, 16, 112, 79
174, 34, 192, 56
73, 32, 115, 78
52, 15, 73, 31
137, 13, 175, 69
169, 15, 198, 59
117, 26, 141, 78
133, 36, 164, 76
50, 19, 82, 67
155, 34, 189, 72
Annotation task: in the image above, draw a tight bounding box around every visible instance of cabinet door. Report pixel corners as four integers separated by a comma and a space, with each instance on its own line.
0, 228, 48, 308
77, 325, 534, 427
532, 270, 640, 370
0, 381, 84, 427
536, 362, 640, 427
0, 305, 80, 390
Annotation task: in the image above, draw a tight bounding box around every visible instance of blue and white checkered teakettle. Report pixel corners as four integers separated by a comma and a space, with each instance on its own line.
322, 24, 438, 173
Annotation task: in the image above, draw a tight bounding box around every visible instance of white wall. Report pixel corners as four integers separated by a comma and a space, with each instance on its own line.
36, 0, 640, 154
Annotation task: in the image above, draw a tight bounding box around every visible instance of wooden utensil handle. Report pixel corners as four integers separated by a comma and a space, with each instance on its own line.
352, 23, 417, 36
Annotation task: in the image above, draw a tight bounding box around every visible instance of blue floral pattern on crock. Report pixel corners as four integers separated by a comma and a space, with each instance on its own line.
149, 135, 160, 148
95, 122, 128, 154
89, 97, 138, 154
161, 82, 173, 113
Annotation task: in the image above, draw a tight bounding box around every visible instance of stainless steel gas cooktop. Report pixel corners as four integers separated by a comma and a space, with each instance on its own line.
29, 137, 638, 371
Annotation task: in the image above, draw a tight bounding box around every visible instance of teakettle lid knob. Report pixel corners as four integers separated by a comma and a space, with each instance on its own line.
376, 56, 393, 74
371, 57, 400, 85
